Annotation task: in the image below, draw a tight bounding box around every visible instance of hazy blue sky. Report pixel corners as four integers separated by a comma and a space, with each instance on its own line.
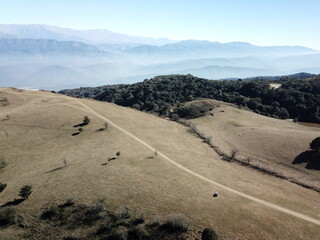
0, 0, 319, 49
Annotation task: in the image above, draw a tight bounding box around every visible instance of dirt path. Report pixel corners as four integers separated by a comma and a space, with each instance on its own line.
74, 99, 320, 226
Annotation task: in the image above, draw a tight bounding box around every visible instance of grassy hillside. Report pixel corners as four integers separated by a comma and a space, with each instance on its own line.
1, 88, 320, 239
182, 99, 320, 190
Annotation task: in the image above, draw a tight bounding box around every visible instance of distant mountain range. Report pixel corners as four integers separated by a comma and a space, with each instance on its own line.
0, 38, 108, 55
0, 24, 174, 45
125, 40, 317, 60
0, 24, 319, 90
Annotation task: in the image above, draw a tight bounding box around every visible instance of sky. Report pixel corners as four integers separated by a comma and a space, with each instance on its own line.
0, 0, 319, 49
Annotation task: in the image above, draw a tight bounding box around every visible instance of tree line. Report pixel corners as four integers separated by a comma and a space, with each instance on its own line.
59, 74, 320, 123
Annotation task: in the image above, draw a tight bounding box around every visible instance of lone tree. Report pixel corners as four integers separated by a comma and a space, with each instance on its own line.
116, 151, 121, 157
19, 185, 32, 199
83, 116, 90, 125
310, 137, 320, 152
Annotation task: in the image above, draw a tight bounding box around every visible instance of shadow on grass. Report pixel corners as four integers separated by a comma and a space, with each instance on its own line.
44, 166, 64, 174
1, 198, 25, 207
0, 123, 93, 132
73, 122, 87, 128
292, 150, 320, 170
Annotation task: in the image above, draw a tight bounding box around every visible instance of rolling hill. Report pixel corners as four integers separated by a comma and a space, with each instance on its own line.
0, 88, 320, 239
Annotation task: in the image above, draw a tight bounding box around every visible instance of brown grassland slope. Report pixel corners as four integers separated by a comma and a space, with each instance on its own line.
187, 99, 320, 191
0, 88, 320, 240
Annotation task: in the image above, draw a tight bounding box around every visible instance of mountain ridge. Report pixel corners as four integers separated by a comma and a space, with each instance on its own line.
0, 24, 175, 45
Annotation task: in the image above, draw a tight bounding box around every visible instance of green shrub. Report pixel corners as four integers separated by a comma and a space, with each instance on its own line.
128, 225, 149, 240
78, 127, 83, 132
0, 182, 7, 192
19, 185, 32, 199
0, 207, 17, 226
116, 151, 121, 157
162, 213, 191, 232
108, 227, 128, 240
202, 228, 218, 240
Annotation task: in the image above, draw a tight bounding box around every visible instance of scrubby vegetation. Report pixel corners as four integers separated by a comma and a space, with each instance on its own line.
60, 74, 320, 123
0, 198, 208, 240
0, 207, 17, 226
161, 213, 191, 233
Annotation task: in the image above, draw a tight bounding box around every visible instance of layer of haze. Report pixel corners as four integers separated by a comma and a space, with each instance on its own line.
0, 0, 319, 49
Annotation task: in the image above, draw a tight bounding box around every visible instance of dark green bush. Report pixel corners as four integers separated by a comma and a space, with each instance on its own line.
202, 228, 218, 240
19, 185, 32, 199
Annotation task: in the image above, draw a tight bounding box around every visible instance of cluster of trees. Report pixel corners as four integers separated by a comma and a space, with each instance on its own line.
60, 74, 320, 123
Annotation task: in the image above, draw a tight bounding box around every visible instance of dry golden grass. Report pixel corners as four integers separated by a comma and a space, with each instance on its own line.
0, 88, 320, 240
188, 100, 320, 191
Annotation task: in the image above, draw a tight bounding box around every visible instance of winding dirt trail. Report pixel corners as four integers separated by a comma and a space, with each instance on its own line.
74, 99, 320, 226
